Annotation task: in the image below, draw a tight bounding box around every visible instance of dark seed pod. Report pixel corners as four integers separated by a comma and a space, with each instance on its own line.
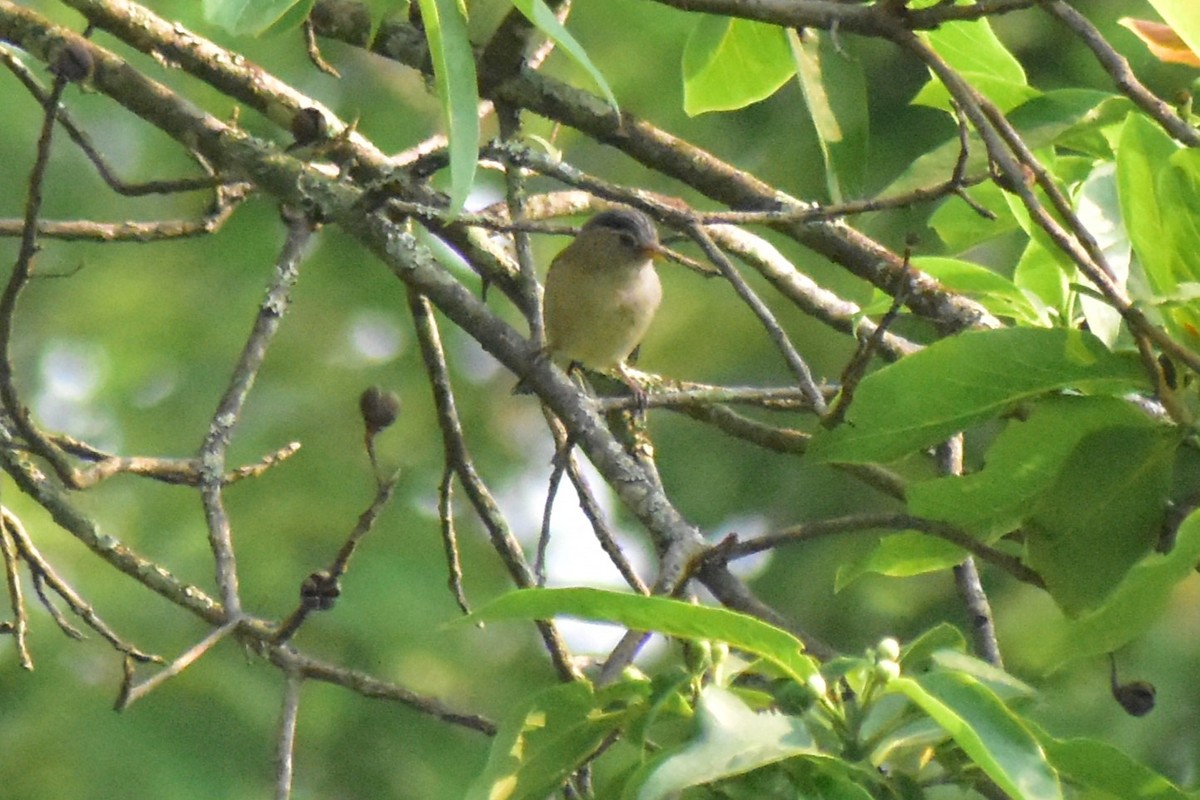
300, 570, 340, 611
360, 386, 401, 434
291, 107, 327, 148
1109, 653, 1156, 717
51, 38, 93, 84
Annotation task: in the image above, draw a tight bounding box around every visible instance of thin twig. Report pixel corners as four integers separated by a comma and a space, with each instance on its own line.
274, 471, 400, 644
115, 621, 237, 710
5, 508, 160, 662
406, 288, 580, 681
274, 670, 304, 800
198, 208, 314, 615
938, 437, 1002, 667
437, 467, 471, 614
1038, 0, 1199, 147
684, 222, 829, 415
0, 516, 31, 669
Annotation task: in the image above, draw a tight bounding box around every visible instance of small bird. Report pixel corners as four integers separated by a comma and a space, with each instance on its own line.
541, 208, 663, 396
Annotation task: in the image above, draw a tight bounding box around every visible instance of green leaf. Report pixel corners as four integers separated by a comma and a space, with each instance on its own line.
508, 0, 618, 111
416, 0, 478, 217
1013, 238, 1071, 320
467, 588, 819, 684
682, 16, 794, 116
908, 396, 1159, 540
886, 89, 1114, 196
1074, 163, 1130, 346
1026, 425, 1177, 616
466, 681, 632, 800
808, 328, 1148, 464
1117, 113, 1178, 293
928, 650, 1036, 702
913, 15, 1036, 113
900, 624, 967, 673
1025, 511, 1200, 672
835, 532, 965, 590
1037, 727, 1191, 800
892, 672, 1061, 800
911, 256, 1042, 324
929, 181, 1019, 254
203, 0, 307, 35
1148, 0, 1200, 63
787, 30, 869, 202
629, 686, 817, 800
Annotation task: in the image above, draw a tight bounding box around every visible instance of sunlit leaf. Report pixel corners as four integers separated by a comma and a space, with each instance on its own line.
892, 673, 1061, 800
1146, 0, 1200, 64
416, 0, 478, 217
509, 0, 618, 110
630, 686, 817, 800
1118, 18, 1200, 66
913, 14, 1037, 112
808, 329, 1147, 464
467, 588, 819, 685
466, 681, 634, 800
682, 16, 794, 115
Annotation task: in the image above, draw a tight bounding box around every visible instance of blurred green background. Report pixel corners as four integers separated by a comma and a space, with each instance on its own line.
1, 1, 1197, 797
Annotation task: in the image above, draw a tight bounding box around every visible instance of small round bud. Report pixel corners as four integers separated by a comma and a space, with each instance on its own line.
876, 637, 901, 663
360, 386, 401, 434
291, 107, 327, 148
806, 672, 828, 698
51, 38, 93, 84
873, 659, 901, 684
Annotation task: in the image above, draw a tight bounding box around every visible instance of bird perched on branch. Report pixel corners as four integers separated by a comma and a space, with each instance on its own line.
540, 208, 663, 398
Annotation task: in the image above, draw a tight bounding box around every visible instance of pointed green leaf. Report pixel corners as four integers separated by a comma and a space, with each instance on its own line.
1036, 726, 1191, 800
913, 14, 1035, 113
1026, 425, 1177, 616
908, 396, 1159, 540
809, 329, 1147, 464
682, 16, 794, 116
416, 0, 478, 216
1024, 512, 1200, 672
892, 672, 1061, 800
835, 532, 965, 589
887, 89, 1114, 196
466, 681, 631, 800
466, 588, 819, 684
631, 686, 817, 800
509, 0, 618, 111
912, 256, 1041, 324
787, 30, 869, 202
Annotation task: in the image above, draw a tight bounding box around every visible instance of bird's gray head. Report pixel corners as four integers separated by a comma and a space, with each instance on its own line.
582, 208, 659, 257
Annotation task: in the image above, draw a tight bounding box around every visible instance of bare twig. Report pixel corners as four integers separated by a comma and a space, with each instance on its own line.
406, 288, 580, 681
0, 514, 31, 669
198, 208, 314, 615
684, 222, 829, 415
274, 671, 304, 800
1039, 0, 1199, 147
938, 437, 1002, 667
115, 620, 237, 710
5, 508, 160, 662
273, 470, 401, 644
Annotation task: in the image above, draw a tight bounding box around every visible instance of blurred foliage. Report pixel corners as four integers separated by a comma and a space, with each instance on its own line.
1, 0, 1199, 798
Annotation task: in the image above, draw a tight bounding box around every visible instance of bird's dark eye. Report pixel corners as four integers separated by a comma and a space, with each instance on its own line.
619, 232, 638, 249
